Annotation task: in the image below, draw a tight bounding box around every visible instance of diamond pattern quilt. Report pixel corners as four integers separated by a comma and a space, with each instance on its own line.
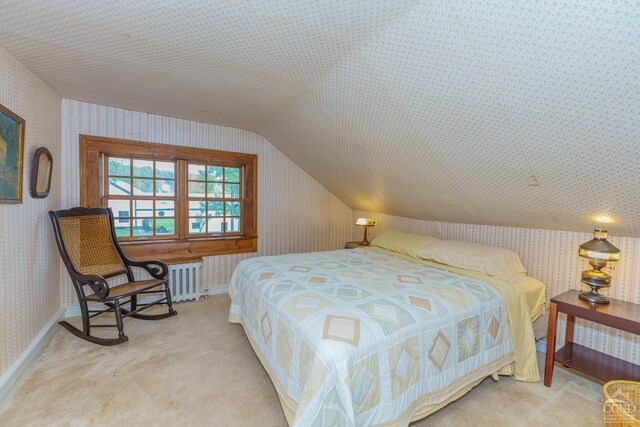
228, 248, 517, 426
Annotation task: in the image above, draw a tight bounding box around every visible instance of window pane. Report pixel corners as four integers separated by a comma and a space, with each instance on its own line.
207, 217, 225, 234
133, 178, 153, 196
108, 199, 130, 217
132, 159, 153, 177
188, 181, 206, 197
225, 201, 240, 216
208, 201, 224, 217
133, 218, 154, 236
156, 218, 174, 236
224, 167, 240, 183
156, 200, 175, 218
207, 183, 223, 198
108, 177, 131, 195
155, 179, 175, 197
108, 158, 130, 176
207, 166, 223, 181
225, 183, 240, 198
132, 199, 153, 217
115, 224, 131, 237
225, 217, 241, 233
155, 161, 175, 179
188, 164, 205, 181
189, 201, 206, 217
189, 217, 207, 234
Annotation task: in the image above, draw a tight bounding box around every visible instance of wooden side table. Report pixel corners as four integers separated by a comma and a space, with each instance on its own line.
344, 241, 369, 249
544, 289, 640, 387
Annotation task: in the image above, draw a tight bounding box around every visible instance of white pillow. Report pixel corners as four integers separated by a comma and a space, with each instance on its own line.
417, 241, 527, 284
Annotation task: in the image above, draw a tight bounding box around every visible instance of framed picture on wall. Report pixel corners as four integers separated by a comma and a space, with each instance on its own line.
30, 147, 52, 198
0, 103, 25, 203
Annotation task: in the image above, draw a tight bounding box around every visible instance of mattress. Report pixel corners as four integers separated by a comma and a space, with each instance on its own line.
228, 247, 540, 426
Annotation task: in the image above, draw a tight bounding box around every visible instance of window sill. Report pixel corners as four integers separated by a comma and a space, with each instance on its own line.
120, 235, 257, 262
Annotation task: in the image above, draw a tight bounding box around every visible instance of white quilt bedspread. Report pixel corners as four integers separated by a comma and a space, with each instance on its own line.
228, 248, 515, 426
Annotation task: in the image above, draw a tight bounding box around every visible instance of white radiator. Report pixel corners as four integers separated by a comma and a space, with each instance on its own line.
168, 260, 202, 302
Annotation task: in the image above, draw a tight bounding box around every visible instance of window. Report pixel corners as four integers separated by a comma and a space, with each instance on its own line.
106, 157, 177, 239
186, 163, 242, 236
80, 135, 257, 262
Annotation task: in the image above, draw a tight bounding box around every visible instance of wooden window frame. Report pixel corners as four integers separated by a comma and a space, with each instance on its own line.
80, 135, 257, 262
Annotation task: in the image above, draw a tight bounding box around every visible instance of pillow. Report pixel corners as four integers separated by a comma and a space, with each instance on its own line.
416, 240, 527, 284
370, 231, 440, 258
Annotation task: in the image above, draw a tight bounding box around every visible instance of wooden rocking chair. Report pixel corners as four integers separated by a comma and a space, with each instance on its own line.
50, 207, 177, 345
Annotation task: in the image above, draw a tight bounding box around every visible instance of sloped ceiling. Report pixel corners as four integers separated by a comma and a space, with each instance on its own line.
1, 1, 639, 236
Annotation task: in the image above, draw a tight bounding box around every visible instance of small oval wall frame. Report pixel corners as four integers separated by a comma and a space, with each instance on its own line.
30, 147, 52, 198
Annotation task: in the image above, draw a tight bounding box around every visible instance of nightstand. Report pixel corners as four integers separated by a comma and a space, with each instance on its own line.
544, 289, 640, 387
344, 241, 370, 249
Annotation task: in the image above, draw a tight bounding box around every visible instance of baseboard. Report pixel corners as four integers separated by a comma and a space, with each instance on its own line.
535, 338, 566, 354
202, 285, 228, 296
64, 305, 81, 319
0, 307, 65, 405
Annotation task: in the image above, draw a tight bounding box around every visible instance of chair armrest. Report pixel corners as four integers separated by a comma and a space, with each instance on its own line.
126, 259, 169, 280
75, 274, 110, 299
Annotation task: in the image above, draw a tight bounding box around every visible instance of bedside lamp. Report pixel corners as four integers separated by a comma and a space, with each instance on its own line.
578, 229, 620, 304
355, 218, 375, 246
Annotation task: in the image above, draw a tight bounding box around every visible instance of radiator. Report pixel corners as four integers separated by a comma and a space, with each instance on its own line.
168, 260, 202, 302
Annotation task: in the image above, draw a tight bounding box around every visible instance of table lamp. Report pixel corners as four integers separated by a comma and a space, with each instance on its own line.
355, 218, 375, 246
578, 229, 620, 304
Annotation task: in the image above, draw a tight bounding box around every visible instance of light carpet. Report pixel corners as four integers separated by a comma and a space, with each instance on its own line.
0, 295, 603, 426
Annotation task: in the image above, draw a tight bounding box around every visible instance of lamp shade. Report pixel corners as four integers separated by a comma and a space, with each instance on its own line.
355, 218, 375, 227
578, 229, 620, 261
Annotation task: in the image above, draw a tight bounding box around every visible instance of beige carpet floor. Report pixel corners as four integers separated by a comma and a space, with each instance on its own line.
0, 295, 603, 426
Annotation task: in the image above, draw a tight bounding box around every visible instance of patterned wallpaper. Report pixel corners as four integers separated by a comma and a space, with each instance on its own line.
353, 210, 640, 364
0, 47, 61, 376
61, 100, 353, 305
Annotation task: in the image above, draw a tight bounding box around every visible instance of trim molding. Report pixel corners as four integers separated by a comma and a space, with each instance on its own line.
64, 305, 84, 319
203, 285, 228, 296
0, 308, 65, 405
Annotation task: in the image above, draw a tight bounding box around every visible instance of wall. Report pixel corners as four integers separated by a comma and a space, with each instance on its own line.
354, 210, 640, 364
0, 47, 61, 375
61, 100, 353, 305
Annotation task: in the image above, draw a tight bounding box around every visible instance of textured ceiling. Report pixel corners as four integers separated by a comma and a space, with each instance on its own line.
1, 1, 639, 236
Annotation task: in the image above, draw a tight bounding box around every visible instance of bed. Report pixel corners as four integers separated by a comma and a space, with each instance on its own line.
228, 245, 544, 426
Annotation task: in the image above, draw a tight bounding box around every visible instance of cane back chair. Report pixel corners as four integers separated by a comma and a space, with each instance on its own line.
50, 207, 177, 345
